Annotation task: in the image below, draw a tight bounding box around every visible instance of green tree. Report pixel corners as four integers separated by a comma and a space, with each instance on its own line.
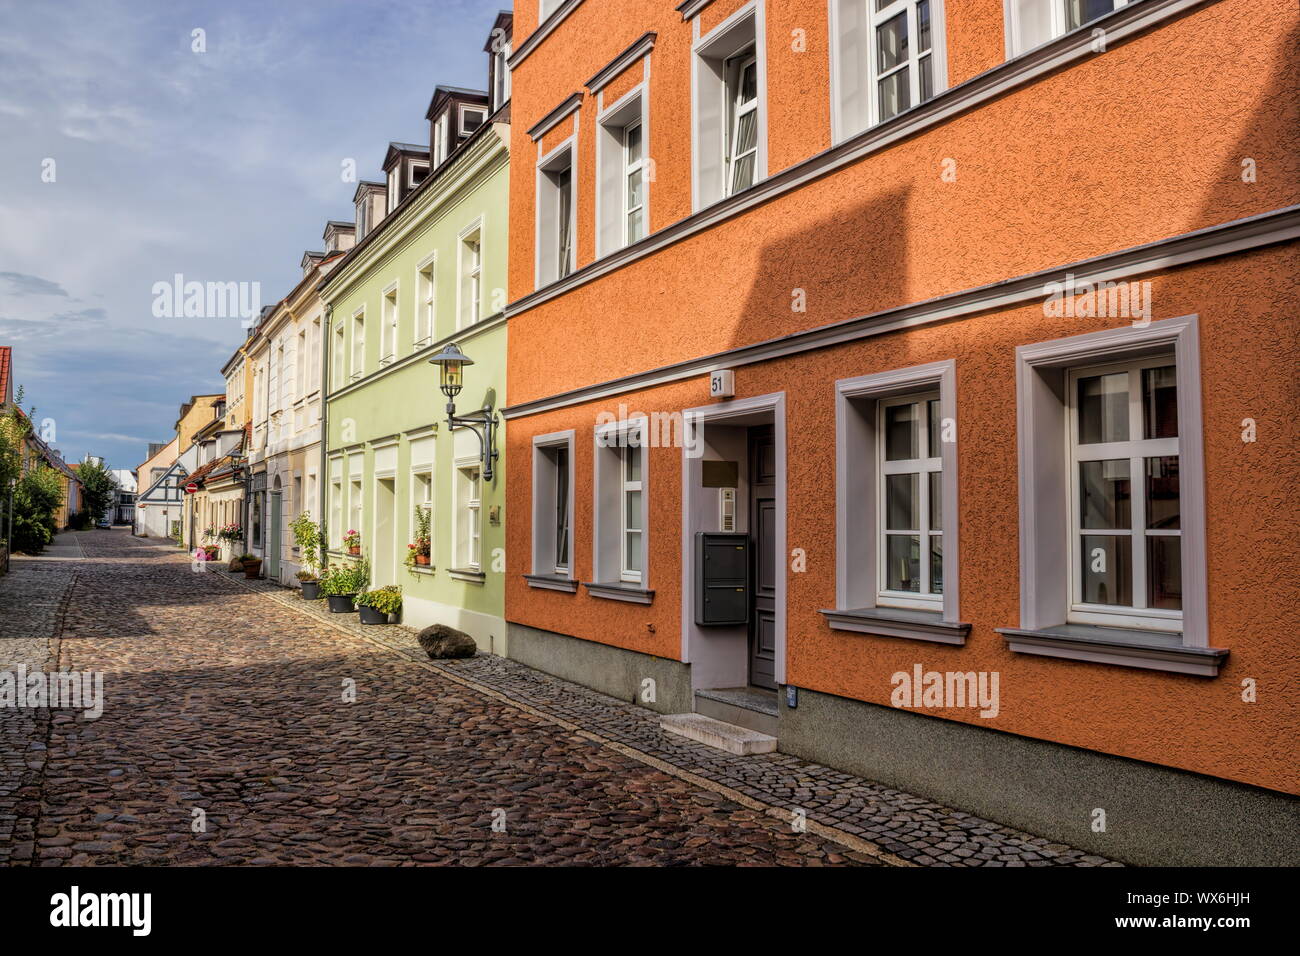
76, 458, 117, 525
12, 465, 63, 553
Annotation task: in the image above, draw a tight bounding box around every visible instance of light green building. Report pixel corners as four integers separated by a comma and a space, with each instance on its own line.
321, 60, 511, 653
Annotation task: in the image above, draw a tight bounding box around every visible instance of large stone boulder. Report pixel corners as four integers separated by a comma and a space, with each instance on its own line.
417, 624, 477, 659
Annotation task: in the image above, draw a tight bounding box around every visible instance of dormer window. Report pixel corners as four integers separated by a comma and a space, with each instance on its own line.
356, 199, 369, 240
433, 113, 450, 165
459, 106, 487, 136
408, 161, 429, 188
387, 167, 399, 212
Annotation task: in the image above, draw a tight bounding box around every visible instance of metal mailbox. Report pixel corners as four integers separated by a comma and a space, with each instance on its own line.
695, 531, 750, 626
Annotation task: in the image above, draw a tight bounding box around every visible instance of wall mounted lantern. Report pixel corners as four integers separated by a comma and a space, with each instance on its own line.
428, 342, 499, 482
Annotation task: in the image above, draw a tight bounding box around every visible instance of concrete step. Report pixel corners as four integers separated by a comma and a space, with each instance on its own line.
660, 713, 777, 756
694, 686, 779, 736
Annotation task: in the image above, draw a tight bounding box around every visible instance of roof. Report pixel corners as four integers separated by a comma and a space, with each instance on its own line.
425, 85, 489, 121
0, 346, 11, 407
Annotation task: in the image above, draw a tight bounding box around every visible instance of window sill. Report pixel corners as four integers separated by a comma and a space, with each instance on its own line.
407, 565, 435, 576
996, 623, 1227, 677
583, 581, 654, 605
821, 606, 970, 646
524, 573, 578, 593
449, 568, 486, 584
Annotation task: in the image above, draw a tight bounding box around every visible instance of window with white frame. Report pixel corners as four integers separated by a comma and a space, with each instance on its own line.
619, 443, 643, 583
531, 434, 574, 578
540, 0, 563, 21
491, 39, 512, 110
596, 90, 648, 257
829, 361, 960, 634
350, 309, 365, 380
537, 145, 575, 286
1067, 357, 1181, 628
1009, 316, 1209, 663
877, 393, 944, 607
1008, 0, 1127, 56
831, 0, 947, 142
332, 322, 346, 390
433, 113, 450, 166
415, 255, 435, 346
454, 461, 481, 570
459, 225, 482, 328
408, 161, 429, 188
328, 458, 343, 548
349, 473, 363, 538
460, 106, 487, 136
725, 52, 759, 195
380, 285, 398, 365
693, 8, 762, 208
386, 166, 399, 213
410, 434, 435, 566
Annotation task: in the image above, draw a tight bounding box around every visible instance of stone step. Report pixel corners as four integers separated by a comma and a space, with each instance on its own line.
660, 713, 777, 756
694, 687, 779, 736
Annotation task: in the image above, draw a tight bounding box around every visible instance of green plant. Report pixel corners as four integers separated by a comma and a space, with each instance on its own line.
11, 465, 64, 553
239, 553, 258, 562
288, 512, 322, 577
75, 458, 117, 526
319, 558, 369, 596
355, 585, 402, 615
404, 506, 432, 568
343, 528, 361, 550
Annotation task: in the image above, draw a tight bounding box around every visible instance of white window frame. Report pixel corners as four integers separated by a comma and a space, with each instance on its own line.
619, 442, 643, 583
458, 219, 483, 329
331, 322, 346, 391
459, 105, 488, 136
492, 41, 512, 110
1065, 356, 1182, 631
1006, 0, 1128, 58
380, 281, 398, 365
407, 160, 429, 188
409, 432, 436, 570
535, 139, 576, 288
876, 390, 943, 610
414, 252, 436, 347
834, 361, 960, 622
595, 85, 649, 258
350, 307, 365, 381
623, 120, 646, 245
593, 419, 648, 587
1013, 314, 1206, 646
867, 0, 946, 124
531, 431, 575, 578
691, 2, 766, 210
454, 458, 482, 571
433, 113, 450, 165
724, 51, 758, 197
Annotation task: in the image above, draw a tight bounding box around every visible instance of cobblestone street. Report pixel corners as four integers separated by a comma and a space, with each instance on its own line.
0, 530, 1113, 867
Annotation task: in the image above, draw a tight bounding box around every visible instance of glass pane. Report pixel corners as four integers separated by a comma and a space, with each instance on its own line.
886, 473, 918, 530
740, 60, 757, 103
919, 54, 933, 102
1145, 455, 1180, 529
625, 123, 642, 163
625, 489, 641, 532
878, 66, 910, 121
1142, 365, 1178, 439
730, 152, 756, 193
884, 402, 919, 460
625, 531, 642, 572
1147, 535, 1182, 610
1077, 372, 1129, 444
627, 168, 643, 210
625, 445, 641, 482
1081, 534, 1132, 607
929, 533, 943, 594
918, 0, 931, 52
928, 471, 941, 531
1079, 459, 1131, 529
926, 399, 941, 458
733, 109, 757, 155
1066, 0, 1118, 31
627, 207, 644, 243
877, 12, 908, 71
886, 535, 921, 592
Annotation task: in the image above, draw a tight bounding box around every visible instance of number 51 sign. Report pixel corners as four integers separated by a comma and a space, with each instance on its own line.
709, 369, 734, 399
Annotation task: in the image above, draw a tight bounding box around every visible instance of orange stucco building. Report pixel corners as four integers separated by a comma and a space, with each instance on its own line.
501, 0, 1298, 864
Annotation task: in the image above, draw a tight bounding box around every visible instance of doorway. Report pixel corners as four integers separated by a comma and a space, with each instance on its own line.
267, 490, 281, 581
748, 425, 777, 690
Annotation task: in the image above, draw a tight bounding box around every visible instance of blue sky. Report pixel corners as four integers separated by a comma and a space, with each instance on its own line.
0, 0, 504, 471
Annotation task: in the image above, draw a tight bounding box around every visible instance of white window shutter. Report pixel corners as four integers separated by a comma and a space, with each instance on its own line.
695, 59, 726, 206
597, 124, 622, 257
536, 169, 559, 286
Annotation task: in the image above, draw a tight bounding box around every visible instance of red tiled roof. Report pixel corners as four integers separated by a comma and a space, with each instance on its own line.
185, 459, 224, 486
0, 346, 11, 406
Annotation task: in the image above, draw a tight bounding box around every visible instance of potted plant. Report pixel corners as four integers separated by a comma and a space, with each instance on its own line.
404, 507, 432, 569
297, 570, 322, 600
198, 544, 220, 564
320, 558, 368, 613
343, 529, 361, 556
289, 512, 322, 597
240, 553, 262, 578
355, 585, 401, 624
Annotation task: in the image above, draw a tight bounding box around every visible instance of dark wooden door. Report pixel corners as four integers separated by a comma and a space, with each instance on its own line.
748, 425, 777, 690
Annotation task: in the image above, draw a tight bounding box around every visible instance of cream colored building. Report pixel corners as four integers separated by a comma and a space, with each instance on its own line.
246, 223, 353, 583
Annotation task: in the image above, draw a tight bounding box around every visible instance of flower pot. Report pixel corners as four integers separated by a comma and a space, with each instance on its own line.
300, 580, 321, 600
242, 561, 262, 579
348, 546, 361, 556
327, 593, 356, 613
415, 554, 430, 566
357, 606, 388, 625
